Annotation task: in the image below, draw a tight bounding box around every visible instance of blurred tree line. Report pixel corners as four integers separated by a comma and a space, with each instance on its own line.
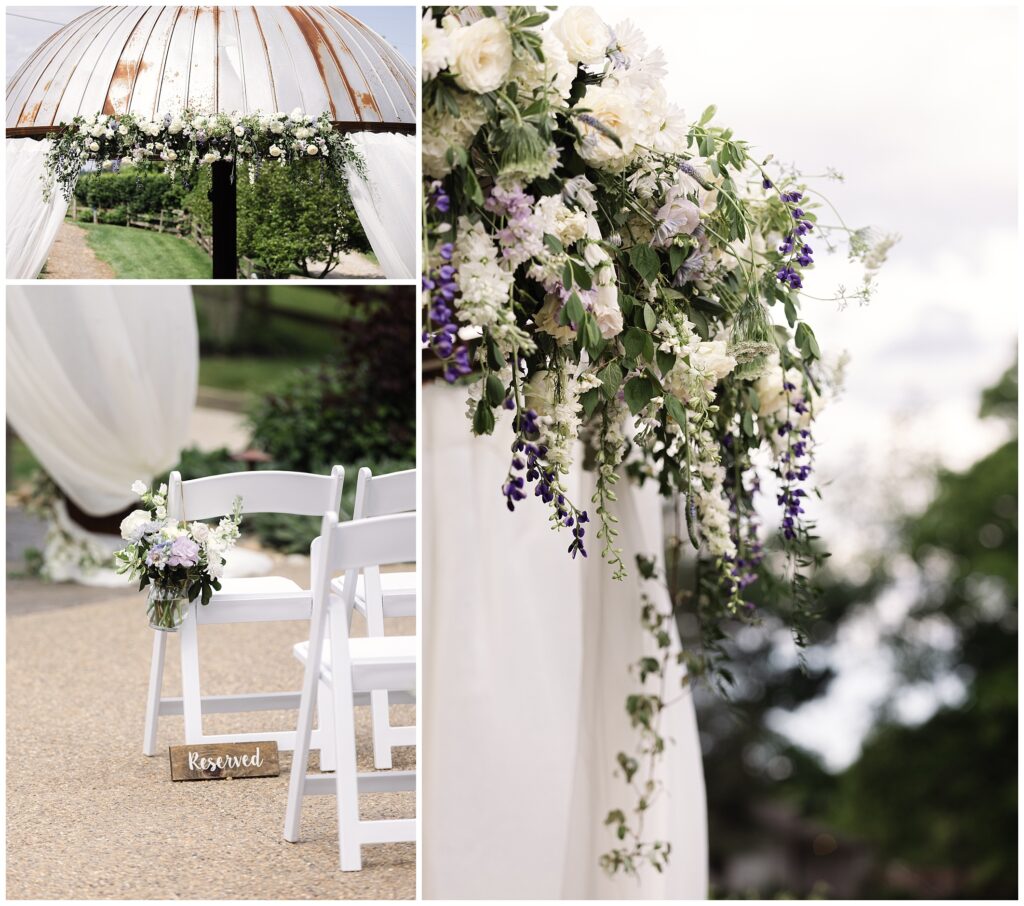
696, 359, 1017, 899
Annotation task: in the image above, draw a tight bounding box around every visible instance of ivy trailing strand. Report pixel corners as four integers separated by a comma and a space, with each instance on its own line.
421, 4, 895, 876
41, 108, 366, 201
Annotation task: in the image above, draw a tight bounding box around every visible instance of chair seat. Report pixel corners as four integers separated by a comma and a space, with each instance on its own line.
331, 571, 417, 618
293, 636, 416, 695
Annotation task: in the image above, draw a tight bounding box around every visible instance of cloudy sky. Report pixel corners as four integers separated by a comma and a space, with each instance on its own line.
609, 3, 1018, 767
5, 5, 416, 79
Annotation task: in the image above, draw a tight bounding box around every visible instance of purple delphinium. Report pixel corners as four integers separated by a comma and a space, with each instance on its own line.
502, 408, 589, 559
775, 382, 814, 542
773, 189, 815, 291
721, 446, 766, 610
423, 238, 472, 383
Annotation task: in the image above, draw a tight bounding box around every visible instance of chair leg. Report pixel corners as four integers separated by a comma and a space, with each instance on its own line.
328, 606, 363, 871
285, 613, 329, 843
179, 604, 203, 743
369, 690, 393, 770
318, 678, 337, 772
143, 630, 167, 756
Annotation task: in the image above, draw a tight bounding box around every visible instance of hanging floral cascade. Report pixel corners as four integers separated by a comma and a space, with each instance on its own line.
422, 5, 895, 876
41, 108, 366, 201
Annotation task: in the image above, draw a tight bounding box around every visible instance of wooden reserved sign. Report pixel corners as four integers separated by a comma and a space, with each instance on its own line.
169, 741, 280, 782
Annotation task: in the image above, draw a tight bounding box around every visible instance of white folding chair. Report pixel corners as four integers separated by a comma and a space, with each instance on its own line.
142, 467, 344, 766
339, 467, 417, 769
285, 511, 417, 871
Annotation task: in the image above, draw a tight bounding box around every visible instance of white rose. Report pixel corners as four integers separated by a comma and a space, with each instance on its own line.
233, 125, 244, 137
119, 510, 151, 541
450, 18, 512, 94
90, 124, 105, 137
163, 150, 177, 162
121, 156, 133, 165
592, 285, 623, 339
290, 107, 302, 120
101, 160, 113, 171
422, 11, 454, 80
553, 6, 611, 65
693, 340, 737, 383
84, 113, 97, 126
653, 186, 702, 246
117, 124, 128, 136
269, 144, 282, 157
269, 120, 285, 135
306, 144, 318, 155
574, 83, 638, 170
189, 522, 210, 543
88, 141, 100, 152
201, 151, 220, 164
168, 119, 184, 134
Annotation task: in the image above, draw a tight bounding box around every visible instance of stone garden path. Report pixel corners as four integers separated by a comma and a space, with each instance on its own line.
39, 221, 115, 279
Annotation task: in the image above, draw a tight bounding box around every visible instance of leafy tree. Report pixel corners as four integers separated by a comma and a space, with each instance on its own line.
186, 161, 368, 277
832, 360, 1017, 897
74, 167, 186, 214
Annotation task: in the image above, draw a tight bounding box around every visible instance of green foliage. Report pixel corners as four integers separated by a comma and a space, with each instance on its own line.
73, 166, 186, 214
248, 297, 416, 470
186, 160, 369, 278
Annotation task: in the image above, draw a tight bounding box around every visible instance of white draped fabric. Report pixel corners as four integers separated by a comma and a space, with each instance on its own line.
346, 132, 416, 279
6, 138, 68, 279
423, 382, 708, 899
6, 285, 198, 516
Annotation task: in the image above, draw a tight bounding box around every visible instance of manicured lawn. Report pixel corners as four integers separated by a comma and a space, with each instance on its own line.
198, 356, 312, 398
79, 222, 211, 278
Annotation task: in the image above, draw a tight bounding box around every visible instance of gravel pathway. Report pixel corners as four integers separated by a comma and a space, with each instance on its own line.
39, 221, 115, 279
6, 582, 415, 899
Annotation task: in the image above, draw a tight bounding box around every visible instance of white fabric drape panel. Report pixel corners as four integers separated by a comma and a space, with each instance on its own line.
423, 382, 708, 899
6, 138, 69, 279
6, 285, 199, 515
346, 132, 416, 279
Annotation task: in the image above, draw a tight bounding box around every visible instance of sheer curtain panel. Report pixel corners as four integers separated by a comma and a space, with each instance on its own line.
6, 138, 68, 279
6, 285, 199, 515
346, 131, 416, 279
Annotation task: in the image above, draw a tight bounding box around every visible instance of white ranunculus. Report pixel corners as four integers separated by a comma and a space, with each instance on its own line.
119, 509, 151, 542
574, 83, 639, 170
592, 284, 623, 339
190, 522, 210, 543
306, 144, 318, 155
422, 10, 454, 80
233, 125, 244, 137
117, 124, 128, 136
168, 118, 184, 135
552, 6, 611, 65
269, 120, 285, 135
163, 149, 177, 162
84, 113, 97, 126
90, 124, 105, 137
101, 160, 113, 171
450, 18, 512, 94
201, 151, 220, 164
269, 144, 282, 157
88, 141, 100, 152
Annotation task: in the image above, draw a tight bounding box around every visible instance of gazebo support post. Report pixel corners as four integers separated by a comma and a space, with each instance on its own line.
209, 160, 237, 279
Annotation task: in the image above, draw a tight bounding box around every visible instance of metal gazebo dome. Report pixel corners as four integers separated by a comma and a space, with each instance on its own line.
6, 5, 415, 136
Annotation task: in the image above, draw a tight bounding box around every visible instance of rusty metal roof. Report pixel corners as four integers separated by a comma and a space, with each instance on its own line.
6, 5, 415, 135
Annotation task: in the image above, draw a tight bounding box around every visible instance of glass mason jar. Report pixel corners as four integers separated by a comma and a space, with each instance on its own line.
147, 583, 191, 632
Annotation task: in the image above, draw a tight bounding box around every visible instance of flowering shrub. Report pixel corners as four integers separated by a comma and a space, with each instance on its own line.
114, 481, 242, 607
43, 108, 365, 201
422, 5, 895, 875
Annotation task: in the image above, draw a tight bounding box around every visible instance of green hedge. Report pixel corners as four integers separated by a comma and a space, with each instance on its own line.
74, 167, 186, 215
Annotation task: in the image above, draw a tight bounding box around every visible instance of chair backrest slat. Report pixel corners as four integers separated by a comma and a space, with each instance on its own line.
326, 512, 416, 574
353, 467, 416, 519
170, 468, 343, 522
